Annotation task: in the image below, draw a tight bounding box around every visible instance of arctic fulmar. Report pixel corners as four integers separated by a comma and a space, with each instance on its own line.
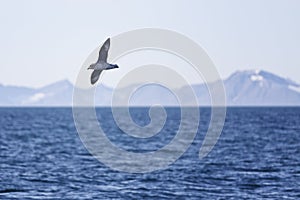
87, 38, 119, 85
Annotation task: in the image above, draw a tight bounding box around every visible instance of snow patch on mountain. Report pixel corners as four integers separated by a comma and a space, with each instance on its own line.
28, 93, 46, 103
250, 75, 263, 82
288, 85, 300, 93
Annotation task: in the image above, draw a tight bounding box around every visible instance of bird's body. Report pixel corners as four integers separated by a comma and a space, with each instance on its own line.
89, 62, 117, 71
87, 38, 119, 85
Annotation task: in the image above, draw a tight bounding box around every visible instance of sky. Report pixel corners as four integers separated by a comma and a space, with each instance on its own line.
0, 0, 299, 88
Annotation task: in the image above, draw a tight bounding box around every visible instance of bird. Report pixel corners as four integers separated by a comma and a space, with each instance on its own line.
87, 38, 119, 85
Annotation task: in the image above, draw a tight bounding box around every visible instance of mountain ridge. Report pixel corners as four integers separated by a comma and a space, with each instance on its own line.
1, 70, 299, 106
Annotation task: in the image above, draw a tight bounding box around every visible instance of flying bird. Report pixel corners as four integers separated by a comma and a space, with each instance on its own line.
87, 38, 119, 85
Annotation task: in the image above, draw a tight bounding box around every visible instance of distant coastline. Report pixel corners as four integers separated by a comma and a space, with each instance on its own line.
1, 70, 300, 107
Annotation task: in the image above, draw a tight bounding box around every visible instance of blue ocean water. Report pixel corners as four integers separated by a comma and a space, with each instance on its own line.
0, 107, 300, 199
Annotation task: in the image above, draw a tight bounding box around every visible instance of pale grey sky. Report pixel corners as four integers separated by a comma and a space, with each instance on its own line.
0, 0, 299, 87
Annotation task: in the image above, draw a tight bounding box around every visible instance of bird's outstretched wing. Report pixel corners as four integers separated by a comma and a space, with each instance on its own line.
97, 38, 110, 63
91, 70, 103, 85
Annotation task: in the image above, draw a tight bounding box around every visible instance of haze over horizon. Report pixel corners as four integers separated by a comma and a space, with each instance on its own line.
0, 68, 299, 89
1, 0, 300, 87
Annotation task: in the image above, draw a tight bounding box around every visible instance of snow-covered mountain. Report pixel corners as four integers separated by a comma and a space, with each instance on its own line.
224, 70, 300, 106
0, 80, 73, 106
1, 70, 300, 106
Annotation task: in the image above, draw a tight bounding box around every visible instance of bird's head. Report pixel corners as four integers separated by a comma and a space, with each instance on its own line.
87, 63, 95, 70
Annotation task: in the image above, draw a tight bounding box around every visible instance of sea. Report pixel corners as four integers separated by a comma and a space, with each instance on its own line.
0, 107, 299, 199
